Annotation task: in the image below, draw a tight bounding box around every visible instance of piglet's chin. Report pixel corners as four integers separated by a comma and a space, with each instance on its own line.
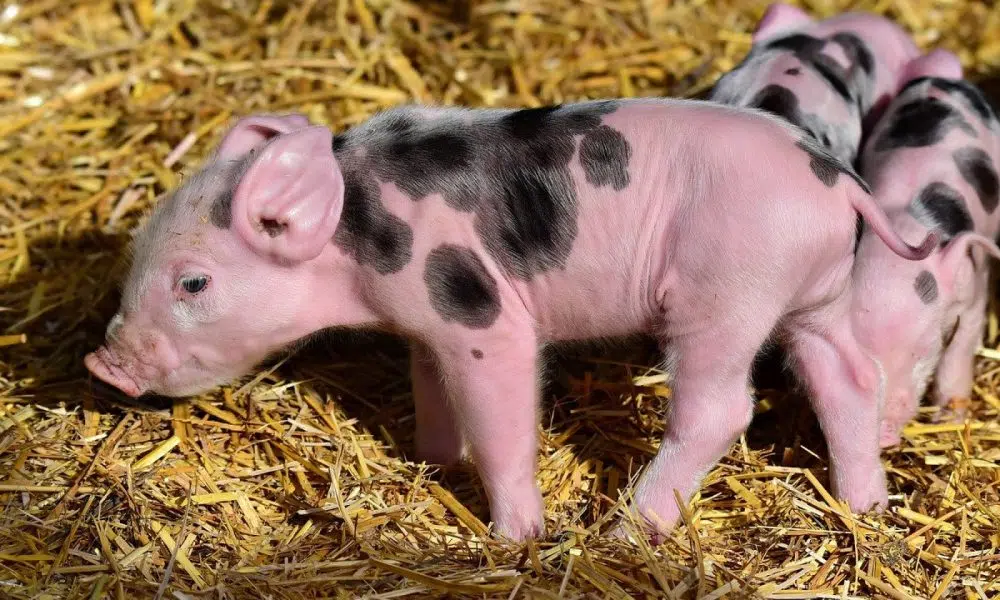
85, 348, 145, 398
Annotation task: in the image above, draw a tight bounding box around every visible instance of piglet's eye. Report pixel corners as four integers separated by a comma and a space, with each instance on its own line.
181, 276, 208, 294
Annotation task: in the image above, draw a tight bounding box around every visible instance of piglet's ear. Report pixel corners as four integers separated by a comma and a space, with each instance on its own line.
232, 125, 345, 263
897, 50, 964, 92
214, 114, 313, 161
752, 3, 812, 43
937, 231, 1000, 295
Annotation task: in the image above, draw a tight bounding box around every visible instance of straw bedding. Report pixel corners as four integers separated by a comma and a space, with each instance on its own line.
1, 1, 999, 598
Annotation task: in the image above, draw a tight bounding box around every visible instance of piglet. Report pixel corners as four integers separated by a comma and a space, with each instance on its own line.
711, 2, 920, 164
85, 98, 934, 541
851, 50, 1000, 447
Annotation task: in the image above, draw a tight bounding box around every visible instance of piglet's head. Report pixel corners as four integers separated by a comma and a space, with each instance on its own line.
85, 114, 345, 397
853, 226, 1000, 434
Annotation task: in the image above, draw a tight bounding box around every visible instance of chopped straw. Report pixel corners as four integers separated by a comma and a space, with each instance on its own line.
1, 0, 1000, 598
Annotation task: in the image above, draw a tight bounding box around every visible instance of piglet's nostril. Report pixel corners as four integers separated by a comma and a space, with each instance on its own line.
97, 346, 126, 369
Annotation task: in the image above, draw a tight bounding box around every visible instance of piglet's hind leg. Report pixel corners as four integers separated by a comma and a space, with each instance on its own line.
620, 315, 774, 541
411, 341, 466, 465
430, 329, 544, 542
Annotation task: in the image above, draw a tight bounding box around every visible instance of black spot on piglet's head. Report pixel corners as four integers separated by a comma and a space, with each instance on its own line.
922, 78, 998, 125
830, 32, 874, 75
209, 189, 233, 229
914, 270, 938, 304
424, 244, 501, 329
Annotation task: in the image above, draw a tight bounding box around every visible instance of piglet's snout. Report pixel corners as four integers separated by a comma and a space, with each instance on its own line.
85, 320, 181, 397
85, 347, 143, 397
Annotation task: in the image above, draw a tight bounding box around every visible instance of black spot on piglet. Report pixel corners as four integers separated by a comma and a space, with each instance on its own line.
471, 348, 484, 359
336, 101, 624, 281
795, 139, 871, 193
765, 33, 825, 55
910, 181, 973, 239
481, 169, 579, 280
810, 54, 854, 103
914, 270, 938, 304
579, 125, 631, 190
209, 189, 233, 229
928, 78, 997, 124
831, 32, 874, 75
334, 173, 414, 274
501, 105, 563, 139
751, 85, 804, 129
953, 146, 999, 214
874, 97, 976, 152
424, 244, 501, 329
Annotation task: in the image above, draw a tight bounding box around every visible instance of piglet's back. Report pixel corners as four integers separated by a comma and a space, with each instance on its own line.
860, 71, 1000, 234
331, 97, 859, 340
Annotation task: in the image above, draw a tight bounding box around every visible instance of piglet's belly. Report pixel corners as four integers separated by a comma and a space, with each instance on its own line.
533, 281, 655, 341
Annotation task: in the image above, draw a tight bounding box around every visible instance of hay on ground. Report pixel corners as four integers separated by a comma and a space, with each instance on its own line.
1, 0, 1000, 598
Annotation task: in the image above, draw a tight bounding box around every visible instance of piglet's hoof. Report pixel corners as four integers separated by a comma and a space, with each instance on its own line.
878, 421, 902, 449
832, 467, 889, 516
931, 397, 970, 424
491, 517, 544, 543
489, 490, 545, 543
842, 486, 889, 516
608, 520, 668, 546
607, 504, 676, 546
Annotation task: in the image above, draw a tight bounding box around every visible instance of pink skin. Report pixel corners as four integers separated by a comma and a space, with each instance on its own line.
85, 99, 934, 542
852, 52, 1000, 448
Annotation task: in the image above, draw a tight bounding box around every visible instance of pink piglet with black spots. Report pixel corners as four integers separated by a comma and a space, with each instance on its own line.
85, 97, 935, 542
711, 2, 921, 164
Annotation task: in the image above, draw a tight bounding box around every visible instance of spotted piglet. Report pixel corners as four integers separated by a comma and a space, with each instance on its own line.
85, 98, 935, 541
711, 2, 919, 164
851, 50, 1000, 447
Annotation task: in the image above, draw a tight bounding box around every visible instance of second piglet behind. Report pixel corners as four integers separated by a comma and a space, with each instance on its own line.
710, 2, 920, 164
852, 50, 1000, 447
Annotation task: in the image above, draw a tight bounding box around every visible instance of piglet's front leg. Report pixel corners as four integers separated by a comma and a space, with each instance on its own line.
427, 329, 544, 541
787, 321, 889, 513
931, 286, 989, 425
411, 341, 466, 465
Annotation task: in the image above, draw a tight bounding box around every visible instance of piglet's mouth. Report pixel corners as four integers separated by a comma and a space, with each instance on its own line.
84, 347, 145, 398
